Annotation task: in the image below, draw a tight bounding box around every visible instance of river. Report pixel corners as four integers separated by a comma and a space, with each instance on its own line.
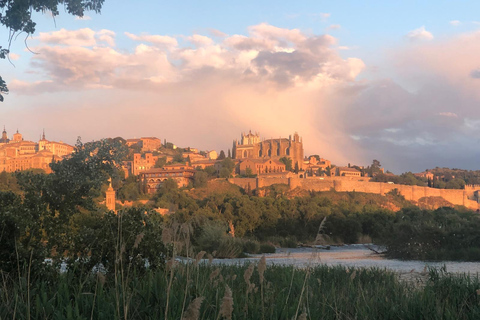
212, 244, 480, 276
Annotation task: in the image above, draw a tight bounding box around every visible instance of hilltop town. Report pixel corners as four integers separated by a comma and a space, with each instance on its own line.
2, 128, 480, 210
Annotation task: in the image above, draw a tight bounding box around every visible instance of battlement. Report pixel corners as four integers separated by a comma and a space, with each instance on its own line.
465, 184, 480, 190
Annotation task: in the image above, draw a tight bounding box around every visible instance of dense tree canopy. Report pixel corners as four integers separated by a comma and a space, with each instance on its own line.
0, 0, 105, 101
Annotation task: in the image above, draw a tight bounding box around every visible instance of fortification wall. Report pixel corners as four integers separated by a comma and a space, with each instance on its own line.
257, 177, 289, 188
229, 176, 480, 210
228, 178, 257, 190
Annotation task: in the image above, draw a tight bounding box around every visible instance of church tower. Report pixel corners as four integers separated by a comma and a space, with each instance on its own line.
106, 178, 116, 212
0, 126, 9, 144
38, 129, 47, 151
12, 129, 22, 142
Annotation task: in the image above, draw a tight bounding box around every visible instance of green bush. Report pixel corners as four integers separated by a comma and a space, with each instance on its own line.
196, 221, 228, 253
243, 239, 260, 254
216, 237, 243, 258
280, 236, 298, 248
259, 243, 276, 253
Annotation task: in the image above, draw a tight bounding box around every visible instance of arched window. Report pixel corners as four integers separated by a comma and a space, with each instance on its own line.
243, 150, 248, 158
268, 149, 271, 157
259, 150, 262, 157
286, 148, 290, 156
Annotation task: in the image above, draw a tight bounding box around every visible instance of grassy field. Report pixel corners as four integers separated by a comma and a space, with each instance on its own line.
1, 261, 480, 319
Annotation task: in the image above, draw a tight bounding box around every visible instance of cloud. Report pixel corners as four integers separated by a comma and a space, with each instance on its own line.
187, 34, 214, 47
9, 53, 20, 60
208, 29, 227, 38
327, 24, 341, 30
449, 20, 461, 26
318, 13, 331, 21
405, 26, 434, 42
22, 24, 362, 92
37, 28, 115, 47
75, 15, 91, 21
470, 68, 480, 78
125, 32, 178, 49
439, 112, 458, 118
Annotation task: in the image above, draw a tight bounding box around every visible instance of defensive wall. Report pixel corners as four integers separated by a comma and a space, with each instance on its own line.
228, 176, 480, 210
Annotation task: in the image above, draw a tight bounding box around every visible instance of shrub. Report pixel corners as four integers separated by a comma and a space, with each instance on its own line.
259, 243, 276, 253
216, 237, 243, 258
243, 239, 260, 254
280, 236, 298, 248
196, 221, 228, 253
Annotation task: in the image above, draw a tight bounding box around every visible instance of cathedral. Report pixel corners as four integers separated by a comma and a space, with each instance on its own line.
232, 131, 304, 169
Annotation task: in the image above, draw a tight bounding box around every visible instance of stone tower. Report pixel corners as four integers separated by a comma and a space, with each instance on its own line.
106, 178, 116, 212
0, 126, 9, 144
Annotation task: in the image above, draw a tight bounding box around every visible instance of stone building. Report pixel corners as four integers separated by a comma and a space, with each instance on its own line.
232, 131, 304, 170
140, 164, 196, 193
0, 128, 73, 173
38, 130, 74, 157
129, 153, 158, 176
126, 137, 162, 152
239, 158, 286, 175
335, 166, 361, 177
304, 156, 331, 176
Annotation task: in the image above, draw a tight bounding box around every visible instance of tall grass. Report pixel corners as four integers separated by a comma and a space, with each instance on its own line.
1, 263, 480, 319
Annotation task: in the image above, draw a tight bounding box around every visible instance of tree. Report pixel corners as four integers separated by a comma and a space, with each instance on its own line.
0, 0, 105, 101
217, 150, 226, 160
193, 171, 208, 188
227, 149, 231, 158
219, 157, 235, 178
279, 157, 292, 171
0, 76, 7, 102
154, 156, 167, 168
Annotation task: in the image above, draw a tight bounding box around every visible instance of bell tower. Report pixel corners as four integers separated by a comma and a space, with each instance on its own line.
106, 177, 116, 212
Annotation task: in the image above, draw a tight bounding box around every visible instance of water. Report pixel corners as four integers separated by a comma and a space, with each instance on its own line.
212, 244, 480, 275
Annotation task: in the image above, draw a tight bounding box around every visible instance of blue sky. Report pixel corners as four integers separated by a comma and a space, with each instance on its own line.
3, 1, 480, 173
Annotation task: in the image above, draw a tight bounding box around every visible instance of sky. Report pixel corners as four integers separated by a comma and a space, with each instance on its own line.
2, 1, 480, 173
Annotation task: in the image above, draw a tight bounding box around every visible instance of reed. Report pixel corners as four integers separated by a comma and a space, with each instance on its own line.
1, 263, 480, 319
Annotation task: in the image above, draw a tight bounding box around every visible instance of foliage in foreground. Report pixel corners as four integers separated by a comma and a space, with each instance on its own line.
1, 262, 480, 320
380, 207, 480, 261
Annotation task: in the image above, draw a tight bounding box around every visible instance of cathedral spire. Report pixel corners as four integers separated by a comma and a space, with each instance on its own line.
42, 129, 46, 140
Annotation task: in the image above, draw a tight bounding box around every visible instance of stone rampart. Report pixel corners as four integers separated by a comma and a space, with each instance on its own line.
228, 178, 257, 190
229, 176, 480, 210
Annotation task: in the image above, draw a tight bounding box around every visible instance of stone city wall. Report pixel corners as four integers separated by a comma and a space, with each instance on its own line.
229, 176, 480, 210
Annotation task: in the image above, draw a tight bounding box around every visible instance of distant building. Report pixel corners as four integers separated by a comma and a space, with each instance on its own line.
239, 158, 286, 175
130, 153, 158, 176
0, 128, 73, 173
335, 166, 361, 177
232, 131, 304, 170
140, 164, 196, 193
126, 137, 162, 152
140, 137, 162, 151
304, 156, 331, 176
414, 171, 435, 180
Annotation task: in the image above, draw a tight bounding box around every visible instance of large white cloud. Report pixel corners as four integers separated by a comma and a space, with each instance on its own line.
16, 24, 363, 92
